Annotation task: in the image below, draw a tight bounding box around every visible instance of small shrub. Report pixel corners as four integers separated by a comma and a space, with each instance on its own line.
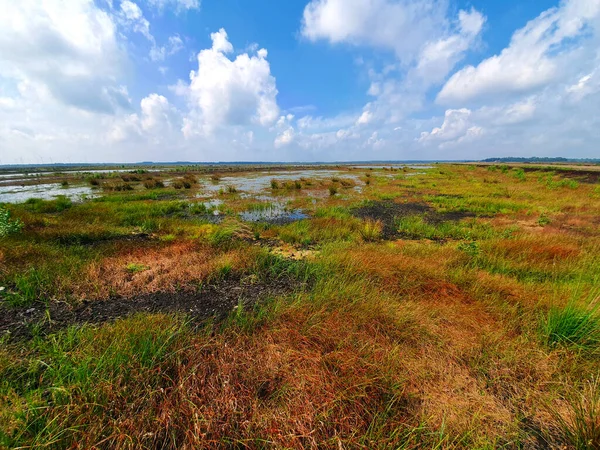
211, 174, 222, 182
143, 179, 164, 189
329, 185, 338, 196
0, 206, 24, 237
227, 185, 238, 194
183, 174, 197, 185
271, 179, 280, 189
61, 180, 69, 187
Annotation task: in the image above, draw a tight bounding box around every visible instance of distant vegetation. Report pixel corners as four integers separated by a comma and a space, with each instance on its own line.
483, 156, 600, 164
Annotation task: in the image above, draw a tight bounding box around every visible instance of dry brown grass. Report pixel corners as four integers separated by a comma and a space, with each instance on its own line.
75, 241, 255, 299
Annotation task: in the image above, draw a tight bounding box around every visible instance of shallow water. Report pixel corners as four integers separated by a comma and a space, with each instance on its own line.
0, 183, 97, 203
239, 203, 308, 223
199, 169, 362, 196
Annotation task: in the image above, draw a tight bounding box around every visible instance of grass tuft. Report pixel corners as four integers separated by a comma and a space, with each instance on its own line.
541, 291, 600, 351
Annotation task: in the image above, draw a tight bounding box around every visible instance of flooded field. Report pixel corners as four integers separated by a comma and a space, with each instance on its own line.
0, 165, 435, 205
0, 183, 97, 203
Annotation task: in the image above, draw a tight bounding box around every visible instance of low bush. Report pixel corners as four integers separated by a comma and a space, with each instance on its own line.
0, 206, 23, 237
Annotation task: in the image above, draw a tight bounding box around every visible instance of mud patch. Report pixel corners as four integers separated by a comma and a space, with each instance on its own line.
352, 200, 475, 239
523, 167, 600, 184
0, 274, 303, 340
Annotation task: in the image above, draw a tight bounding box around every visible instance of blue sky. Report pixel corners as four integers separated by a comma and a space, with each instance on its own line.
1, 0, 599, 163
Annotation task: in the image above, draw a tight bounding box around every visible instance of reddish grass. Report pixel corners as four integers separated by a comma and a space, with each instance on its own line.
75, 241, 255, 299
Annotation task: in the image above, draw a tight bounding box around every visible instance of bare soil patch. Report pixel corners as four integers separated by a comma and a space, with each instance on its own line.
0, 274, 303, 340
522, 167, 600, 183
351, 200, 475, 239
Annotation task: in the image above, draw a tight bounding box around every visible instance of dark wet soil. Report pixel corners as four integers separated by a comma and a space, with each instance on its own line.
351, 200, 475, 239
0, 274, 302, 341
54, 232, 152, 246
522, 167, 600, 184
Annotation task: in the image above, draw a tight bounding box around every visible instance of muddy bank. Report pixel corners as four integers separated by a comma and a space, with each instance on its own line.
352, 200, 475, 239
0, 274, 303, 341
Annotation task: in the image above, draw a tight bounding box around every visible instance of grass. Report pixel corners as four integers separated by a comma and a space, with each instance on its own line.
1, 163, 600, 448
541, 290, 600, 351
547, 376, 600, 449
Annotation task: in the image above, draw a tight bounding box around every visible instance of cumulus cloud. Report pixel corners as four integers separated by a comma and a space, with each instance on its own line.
302, 0, 486, 128
0, 0, 128, 114
182, 28, 280, 137
418, 108, 479, 144
301, 0, 447, 61
110, 93, 180, 143
437, 0, 600, 104
274, 114, 296, 147
119, 1, 152, 41
413, 8, 485, 86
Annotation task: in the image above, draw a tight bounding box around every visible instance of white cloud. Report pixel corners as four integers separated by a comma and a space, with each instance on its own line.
182, 28, 279, 137
0, 0, 128, 114
418, 108, 478, 144
301, 0, 448, 61
150, 35, 184, 61
566, 71, 600, 102
437, 0, 600, 104
302, 0, 486, 129
146, 0, 200, 12
274, 128, 295, 148
110, 93, 179, 143
356, 109, 373, 126
413, 8, 485, 86
119, 0, 152, 41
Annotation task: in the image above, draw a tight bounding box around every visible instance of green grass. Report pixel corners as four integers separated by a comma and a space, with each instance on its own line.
126, 263, 150, 274
396, 215, 496, 241
24, 196, 72, 213
0, 315, 188, 449
541, 291, 600, 351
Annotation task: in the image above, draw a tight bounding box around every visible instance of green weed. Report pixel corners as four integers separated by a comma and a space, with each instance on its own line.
0, 206, 23, 237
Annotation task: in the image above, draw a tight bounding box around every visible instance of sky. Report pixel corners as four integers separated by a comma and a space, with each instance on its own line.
0, 0, 599, 164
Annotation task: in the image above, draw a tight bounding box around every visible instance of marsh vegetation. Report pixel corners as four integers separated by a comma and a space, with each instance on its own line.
1, 163, 599, 448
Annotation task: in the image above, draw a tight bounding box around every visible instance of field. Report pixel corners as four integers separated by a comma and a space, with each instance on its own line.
1, 163, 599, 449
